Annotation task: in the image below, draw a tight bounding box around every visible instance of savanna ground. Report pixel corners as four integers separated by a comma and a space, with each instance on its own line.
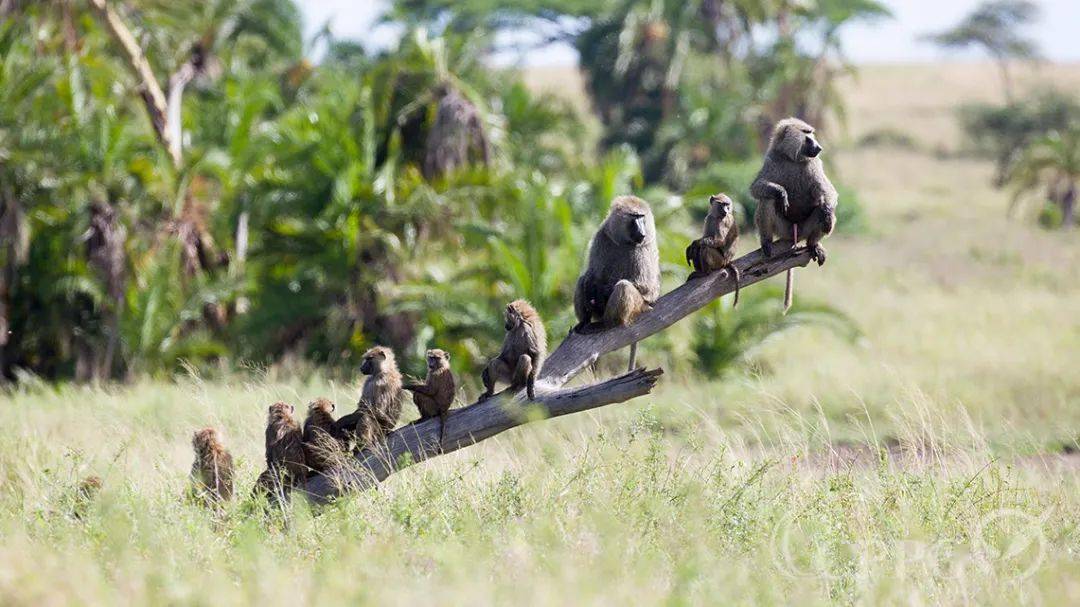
3, 63, 1080, 605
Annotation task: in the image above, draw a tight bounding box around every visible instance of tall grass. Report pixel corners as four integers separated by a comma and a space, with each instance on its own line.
0, 376, 1077, 605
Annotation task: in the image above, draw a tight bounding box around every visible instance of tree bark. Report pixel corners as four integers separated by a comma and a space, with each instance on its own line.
302, 244, 813, 503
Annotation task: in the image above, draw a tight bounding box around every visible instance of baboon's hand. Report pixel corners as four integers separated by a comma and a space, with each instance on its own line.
810, 243, 827, 266
821, 205, 835, 230
775, 190, 790, 216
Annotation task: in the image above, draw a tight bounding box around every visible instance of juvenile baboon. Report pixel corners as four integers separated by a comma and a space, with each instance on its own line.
302, 398, 348, 475
751, 117, 838, 311
574, 195, 661, 369
189, 427, 235, 506
685, 193, 741, 306
252, 402, 306, 501
481, 300, 546, 401
404, 349, 456, 443
333, 346, 406, 451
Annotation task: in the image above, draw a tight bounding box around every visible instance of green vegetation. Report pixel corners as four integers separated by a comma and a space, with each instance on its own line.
0, 0, 872, 383
2, 379, 1078, 604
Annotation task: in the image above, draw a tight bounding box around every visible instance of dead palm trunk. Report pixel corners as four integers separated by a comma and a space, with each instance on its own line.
86, 199, 127, 380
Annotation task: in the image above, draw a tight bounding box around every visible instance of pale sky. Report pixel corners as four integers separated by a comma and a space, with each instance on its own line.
299, 0, 1080, 64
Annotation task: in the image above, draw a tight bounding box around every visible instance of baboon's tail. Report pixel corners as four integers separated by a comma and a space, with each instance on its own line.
783, 269, 794, 314
783, 223, 798, 315
627, 341, 638, 372
728, 264, 741, 308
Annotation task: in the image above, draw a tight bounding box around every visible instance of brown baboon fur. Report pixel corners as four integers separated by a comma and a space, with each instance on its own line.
574, 195, 661, 329
302, 398, 348, 475
751, 118, 838, 310
252, 402, 305, 501
189, 427, 235, 507
481, 300, 547, 400
685, 193, 741, 306
333, 346, 405, 451
404, 349, 456, 443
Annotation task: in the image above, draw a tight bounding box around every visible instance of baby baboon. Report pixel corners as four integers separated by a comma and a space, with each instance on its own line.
253, 402, 306, 501
481, 300, 547, 401
751, 117, 838, 311
685, 193, 741, 306
404, 349, 456, 443
574, 195, 661, 369
190, 427, 235, 507
333, 346, 405, 451
302, 398, 348, 475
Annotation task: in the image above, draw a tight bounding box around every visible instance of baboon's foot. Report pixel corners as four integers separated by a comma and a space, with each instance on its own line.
686, 270, 704, 282
810, 243, 827, 266
761, 240, 773, 258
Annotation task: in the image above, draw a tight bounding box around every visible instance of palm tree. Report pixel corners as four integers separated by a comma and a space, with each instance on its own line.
1007, 129, 1080, 228
923, 0, 1040, 102
691, 286, 860, 376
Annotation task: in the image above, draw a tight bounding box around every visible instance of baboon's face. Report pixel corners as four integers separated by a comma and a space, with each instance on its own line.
426, 349, 449, 370
504, 306, 521, 331
360, 349, 388, 374
709, 194, 734, 219
800, 130, 823, 159
608, 210, 652, 246
267, 402, 294, 423
780, 123, 823, 162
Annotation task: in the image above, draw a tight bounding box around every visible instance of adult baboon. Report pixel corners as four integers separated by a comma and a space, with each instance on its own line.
574, 195, 661, 369
751, 117, 837, 311
334, 346, 405, 451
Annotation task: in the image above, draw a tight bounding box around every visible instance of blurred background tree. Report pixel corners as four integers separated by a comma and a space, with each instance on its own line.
923, 0, 1040, 102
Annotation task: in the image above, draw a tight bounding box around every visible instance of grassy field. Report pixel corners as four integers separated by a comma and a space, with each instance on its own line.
2, 63, 1080, 604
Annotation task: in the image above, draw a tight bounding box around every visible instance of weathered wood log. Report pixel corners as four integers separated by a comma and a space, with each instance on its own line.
304, 368, 664, 500
302, 244, 813, 503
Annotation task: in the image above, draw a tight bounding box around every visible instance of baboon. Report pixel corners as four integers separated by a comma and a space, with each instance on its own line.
72, 475, 103, 520
574, 195, 661, 369
481, 300, 547, 401
751, 117, 837, 311
189, 427, 235, 506
333, 346, 405, 451
252, 402, 306, 501
404, 349, 456, 443
685, 193, 741, 306
302, 398, 348, 475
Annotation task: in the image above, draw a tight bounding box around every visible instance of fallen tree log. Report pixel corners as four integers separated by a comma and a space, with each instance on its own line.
303, 244, 812, 503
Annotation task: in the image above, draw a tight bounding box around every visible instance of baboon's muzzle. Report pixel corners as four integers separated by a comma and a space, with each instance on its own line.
629, 217, 647, 244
